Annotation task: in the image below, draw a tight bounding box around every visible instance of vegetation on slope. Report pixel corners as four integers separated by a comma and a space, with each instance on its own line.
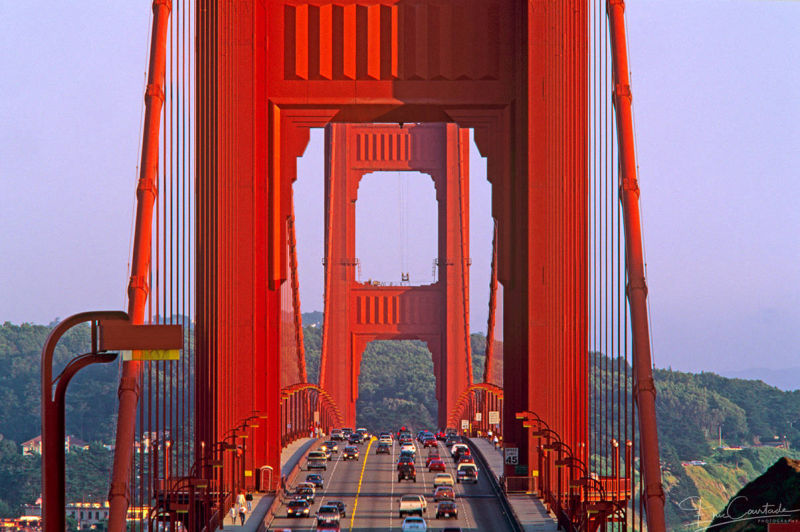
706, 455, 800, 532
3, 315, 799, 528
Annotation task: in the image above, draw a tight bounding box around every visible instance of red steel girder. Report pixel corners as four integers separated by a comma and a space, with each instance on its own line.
319, 122, 472, 428
607, 0, 666, 529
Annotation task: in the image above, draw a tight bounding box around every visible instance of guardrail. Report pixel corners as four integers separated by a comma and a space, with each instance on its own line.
503, 475, 539, 495
261, 438, 318, 530
465, 439, 524, 532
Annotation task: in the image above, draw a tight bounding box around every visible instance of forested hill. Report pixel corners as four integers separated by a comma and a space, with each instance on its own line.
2, 317, 799, 526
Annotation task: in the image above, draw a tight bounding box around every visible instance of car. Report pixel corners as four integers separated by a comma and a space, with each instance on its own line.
400, 442, 416, 454
398, 462, 417, 482
356, 427, 371, 439
306, 473, 324, 488
342, 428, 354, 436
422, 437, 437, 448
331, 429, 344, 441
425, 452, 441, 467
379, 432, 393, 443
343, 445, 359, 460
456, 463, 478, 484
316, 507, 341, 530
322, 440, 339, 453
286, 497, 311, 518
348, 432, 364, 445
433, 486, 455, 502
456, 455, 475, 466
433, 473, 455, 488
401, 516, 428, 530
435, 431, 446, 441
436, 500, 458, 519
399, 448, 416, 460
397, 455, 415, 469
450, 443, 469, 457
293, 485, 315, 503
307, 450, 328, 470
325, 500, 347, 518
376, 442, 391, 454
454, 449, 471, 463
428, 459, 446, 472
398, 494, 427, 517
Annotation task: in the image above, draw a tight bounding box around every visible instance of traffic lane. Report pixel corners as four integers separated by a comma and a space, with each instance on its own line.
268, 438, 516, 531
432, 439, 516, 532
268, 442, 361, 530
344, 439, 398, 530
347, 439, 516, 532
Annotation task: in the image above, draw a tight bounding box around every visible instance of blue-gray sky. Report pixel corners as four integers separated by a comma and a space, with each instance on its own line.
1, 1, 798, 375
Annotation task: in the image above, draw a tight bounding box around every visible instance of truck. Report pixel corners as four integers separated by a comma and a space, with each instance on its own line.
398, 494, 427, 518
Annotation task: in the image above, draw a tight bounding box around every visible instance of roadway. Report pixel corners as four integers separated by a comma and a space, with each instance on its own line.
268, 437, 516, 531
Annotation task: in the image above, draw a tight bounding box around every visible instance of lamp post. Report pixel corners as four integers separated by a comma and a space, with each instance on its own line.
41, 311, 128, 532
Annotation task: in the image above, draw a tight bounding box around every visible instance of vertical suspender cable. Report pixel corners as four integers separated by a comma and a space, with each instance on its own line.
483, 221, 498, 384
606, 1, 666, 530
108, 2, 171, 531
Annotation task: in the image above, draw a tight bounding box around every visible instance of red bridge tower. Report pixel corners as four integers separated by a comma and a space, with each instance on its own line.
320, 123, 472, 428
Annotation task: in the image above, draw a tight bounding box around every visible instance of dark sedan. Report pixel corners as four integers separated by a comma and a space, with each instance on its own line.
286, 498, 311, 518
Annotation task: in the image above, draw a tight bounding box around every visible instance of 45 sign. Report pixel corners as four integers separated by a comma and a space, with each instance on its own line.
504, 447, 519, 465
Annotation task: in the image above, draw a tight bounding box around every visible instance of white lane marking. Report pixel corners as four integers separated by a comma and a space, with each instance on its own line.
448, 441, 473, 530
389, 437, 396, 530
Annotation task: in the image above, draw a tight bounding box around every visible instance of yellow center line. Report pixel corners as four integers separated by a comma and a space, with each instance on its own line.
349, 436, 375, 531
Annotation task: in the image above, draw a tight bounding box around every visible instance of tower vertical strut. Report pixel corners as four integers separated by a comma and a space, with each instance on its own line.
606, 0, 666, 530
108, 1, 172, 531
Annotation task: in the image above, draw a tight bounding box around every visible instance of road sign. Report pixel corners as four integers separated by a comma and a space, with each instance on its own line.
122, 349, 180, 361
461, 419, 469, 430
504, 447, 519, 465
475, 412, 482, 422
489, 411, 500, 425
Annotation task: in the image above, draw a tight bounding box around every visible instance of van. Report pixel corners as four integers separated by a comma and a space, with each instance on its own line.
307, 450, 328, 470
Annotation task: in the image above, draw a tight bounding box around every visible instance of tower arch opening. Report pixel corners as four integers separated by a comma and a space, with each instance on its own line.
355, 171, 438, 287
356, 339, 437, 432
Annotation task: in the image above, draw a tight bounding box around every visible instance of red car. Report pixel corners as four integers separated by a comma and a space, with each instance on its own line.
457, 455, 475, 466
423, 438, 438, 448
428, 459, 446, 472
426, 453, 441, 468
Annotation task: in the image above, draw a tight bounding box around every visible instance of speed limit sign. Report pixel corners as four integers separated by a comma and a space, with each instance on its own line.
504, 447, 519, 465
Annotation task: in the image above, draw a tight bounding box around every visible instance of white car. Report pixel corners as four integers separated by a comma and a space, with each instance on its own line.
401, 516, 427, 530
400, 442, 416, 454
450, 443, 469, 457
379, 434, 393, 444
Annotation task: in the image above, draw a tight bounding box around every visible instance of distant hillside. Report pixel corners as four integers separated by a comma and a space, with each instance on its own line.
3, 319, 798, 527
706, 455, 800, 531
720, 367, 800, 392
301, 311, 323, 328
654, 368, 800, 530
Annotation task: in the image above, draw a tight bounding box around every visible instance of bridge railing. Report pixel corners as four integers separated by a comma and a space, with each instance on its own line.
280, 383, 344, 446
446, 383, 504, 439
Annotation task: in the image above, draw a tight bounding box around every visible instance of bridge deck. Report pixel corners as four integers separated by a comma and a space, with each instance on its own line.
469, 438, 559, 532
218, 438, 316, 531
266, 437, 516, 531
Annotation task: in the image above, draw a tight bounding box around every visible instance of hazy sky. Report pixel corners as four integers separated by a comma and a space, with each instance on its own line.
1, 1, 797, 374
